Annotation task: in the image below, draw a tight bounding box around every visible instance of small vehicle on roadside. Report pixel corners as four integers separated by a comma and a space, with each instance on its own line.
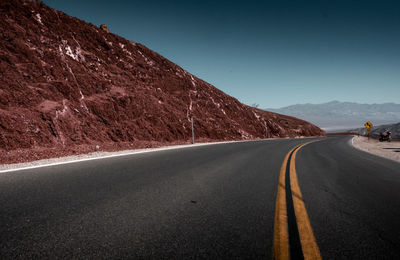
379, 131, 392, 142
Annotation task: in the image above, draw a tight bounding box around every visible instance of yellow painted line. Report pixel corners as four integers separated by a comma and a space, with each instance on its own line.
290, 142, 322, 260
273, 145, 298, 260
273, 141, 322, 260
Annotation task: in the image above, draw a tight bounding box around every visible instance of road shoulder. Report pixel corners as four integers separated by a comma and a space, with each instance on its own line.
351, 136, 400, 163
0, 138, 283, 173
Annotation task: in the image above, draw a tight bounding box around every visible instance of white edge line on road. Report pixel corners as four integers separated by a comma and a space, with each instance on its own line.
0, 138, 284, 174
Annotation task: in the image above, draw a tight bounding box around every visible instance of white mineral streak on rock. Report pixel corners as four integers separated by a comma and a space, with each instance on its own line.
35, 13, 43, 25
79, 90, 89, 112
253, 111, 260, 120
190, 75, 196, 87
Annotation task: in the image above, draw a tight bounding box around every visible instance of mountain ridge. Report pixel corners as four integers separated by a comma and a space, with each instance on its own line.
266, 101, 400, 131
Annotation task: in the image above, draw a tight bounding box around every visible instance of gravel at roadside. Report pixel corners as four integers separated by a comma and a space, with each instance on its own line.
0, 143, 212, 173
351, 136, 400, 163
0, 139, 274, 173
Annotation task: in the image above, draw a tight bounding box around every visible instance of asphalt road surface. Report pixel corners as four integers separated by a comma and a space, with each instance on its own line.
0, 136, 399, 259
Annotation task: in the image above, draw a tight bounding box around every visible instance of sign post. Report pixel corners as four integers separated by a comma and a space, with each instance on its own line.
264, 121, 268, 139
191, 116, 195, 144
364, 121, 373, 140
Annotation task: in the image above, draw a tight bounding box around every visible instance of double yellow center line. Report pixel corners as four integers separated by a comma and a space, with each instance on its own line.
273, 141, 322, 260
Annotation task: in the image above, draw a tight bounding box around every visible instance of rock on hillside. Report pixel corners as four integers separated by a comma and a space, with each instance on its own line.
0, 0, 324, 164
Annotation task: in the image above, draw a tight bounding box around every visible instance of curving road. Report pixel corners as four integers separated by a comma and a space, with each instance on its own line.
0, 136, 399, 259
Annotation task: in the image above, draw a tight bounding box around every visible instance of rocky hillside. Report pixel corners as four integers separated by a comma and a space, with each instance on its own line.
0, 0, 324, 164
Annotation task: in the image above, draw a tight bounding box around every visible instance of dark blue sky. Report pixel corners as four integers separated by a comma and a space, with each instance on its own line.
44, 0, 400, 108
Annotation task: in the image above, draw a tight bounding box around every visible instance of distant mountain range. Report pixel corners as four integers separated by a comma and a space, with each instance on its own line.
266, 101, 400, 131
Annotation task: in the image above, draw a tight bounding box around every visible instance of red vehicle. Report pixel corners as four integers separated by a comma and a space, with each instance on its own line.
379, 131, 392, 142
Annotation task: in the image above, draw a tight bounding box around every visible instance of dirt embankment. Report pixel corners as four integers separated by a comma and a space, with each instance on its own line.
0, 0, 324, 164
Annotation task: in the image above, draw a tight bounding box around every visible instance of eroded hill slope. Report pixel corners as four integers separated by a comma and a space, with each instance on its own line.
0, 0, 324, 163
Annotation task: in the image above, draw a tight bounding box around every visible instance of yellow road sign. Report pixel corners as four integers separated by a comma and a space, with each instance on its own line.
364, 121, 373, 128
366, 128, 371, 133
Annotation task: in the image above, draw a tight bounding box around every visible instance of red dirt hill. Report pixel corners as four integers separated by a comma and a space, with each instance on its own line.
0, 0, 324, 164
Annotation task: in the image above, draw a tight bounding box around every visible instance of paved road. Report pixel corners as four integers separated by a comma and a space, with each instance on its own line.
0, 136, 399, 259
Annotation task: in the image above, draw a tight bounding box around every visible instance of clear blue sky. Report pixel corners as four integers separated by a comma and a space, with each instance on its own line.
44, 0, 400, 108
